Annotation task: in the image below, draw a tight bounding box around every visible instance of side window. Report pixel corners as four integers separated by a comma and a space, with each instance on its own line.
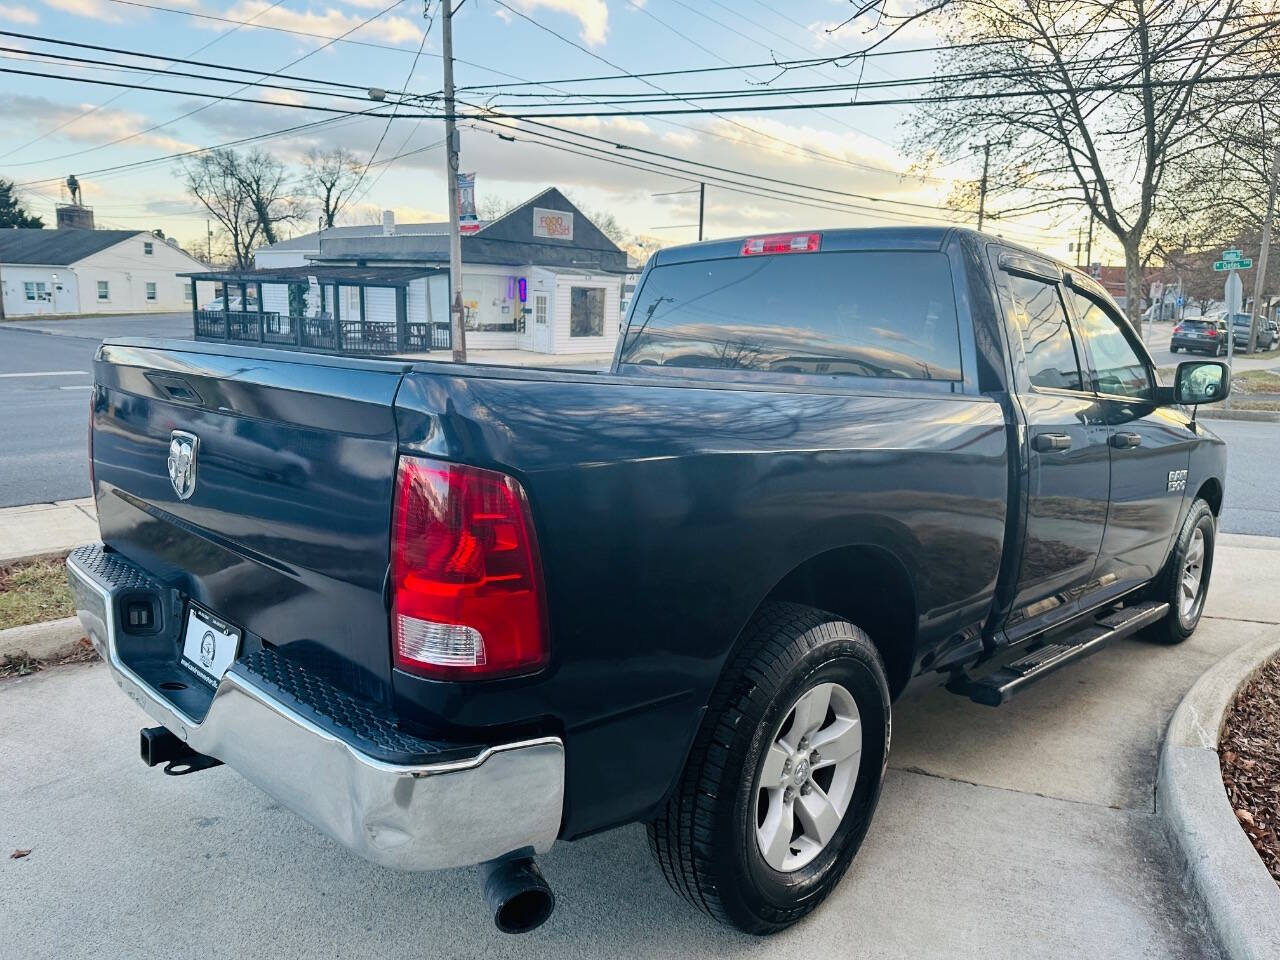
1069, 292, 1153, 400
1005, 274, 1084, 392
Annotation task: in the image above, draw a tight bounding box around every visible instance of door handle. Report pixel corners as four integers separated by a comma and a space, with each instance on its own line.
1032, 433, 1072, 452
1110, 432, 1142, 449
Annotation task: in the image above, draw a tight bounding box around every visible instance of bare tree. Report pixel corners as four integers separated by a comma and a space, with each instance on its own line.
182, 148, 305, 267
302, 147, 363, 228
902, 0, 1273, 323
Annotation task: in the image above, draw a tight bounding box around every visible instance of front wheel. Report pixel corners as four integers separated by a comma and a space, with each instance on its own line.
647, 602, 891, 934
1146, 499, 1216, 644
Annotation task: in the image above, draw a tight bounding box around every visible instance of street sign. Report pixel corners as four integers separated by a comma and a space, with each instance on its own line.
1214, 258, 1253, 271
1223, 248, 1243, 260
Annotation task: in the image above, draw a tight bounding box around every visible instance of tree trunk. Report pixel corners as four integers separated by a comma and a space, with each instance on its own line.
1122, 238, 1144, 330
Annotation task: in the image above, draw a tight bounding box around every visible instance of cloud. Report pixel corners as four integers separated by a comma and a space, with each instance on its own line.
0, 4, 37, 23
0, 95, 194, 153
496, 0, 609, 47
209, 2, 424, 46
44, 0, 120, 21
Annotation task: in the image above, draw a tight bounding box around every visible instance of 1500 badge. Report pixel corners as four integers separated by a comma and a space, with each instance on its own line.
1168, 469, 1188, 492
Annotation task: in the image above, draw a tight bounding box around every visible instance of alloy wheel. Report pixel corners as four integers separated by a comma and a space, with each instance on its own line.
1180, 526, 1206, 620
754, 682, 862, 873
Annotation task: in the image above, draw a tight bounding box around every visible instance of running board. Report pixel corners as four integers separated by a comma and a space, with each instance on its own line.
950, 601, 1169, 707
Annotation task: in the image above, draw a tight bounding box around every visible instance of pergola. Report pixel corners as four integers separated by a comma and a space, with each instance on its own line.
180, 265, 450, 355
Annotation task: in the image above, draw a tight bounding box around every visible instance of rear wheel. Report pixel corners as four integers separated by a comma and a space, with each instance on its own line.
647, 602, 890, 934
1170, 345, 1179, 354
1146, 499, 1215, 644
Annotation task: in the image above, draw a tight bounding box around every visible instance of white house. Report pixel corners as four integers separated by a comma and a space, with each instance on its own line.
236, 189, 628, 357
0, 229, 207, 318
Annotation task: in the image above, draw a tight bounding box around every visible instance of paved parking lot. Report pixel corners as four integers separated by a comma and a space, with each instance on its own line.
4, 536, 1277, 959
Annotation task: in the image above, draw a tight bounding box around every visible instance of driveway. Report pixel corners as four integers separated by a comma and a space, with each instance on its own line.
4, 535, 1277, 959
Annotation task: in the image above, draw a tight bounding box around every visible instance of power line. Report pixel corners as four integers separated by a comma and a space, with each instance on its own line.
0, 28, 403, 96
467, 120, 1057, 242
459, 10, 1270, 93
487, 0, 944, 183
339, 3, 437, 219
0, 0, 294, 162
7, 0, 410, 168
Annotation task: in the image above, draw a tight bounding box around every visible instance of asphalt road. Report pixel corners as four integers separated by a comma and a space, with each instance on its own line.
0, 315, 187, 507
1211, 419, 1280, 536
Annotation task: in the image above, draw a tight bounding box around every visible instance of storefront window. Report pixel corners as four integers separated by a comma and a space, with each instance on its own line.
571, 286, 605, 337
463, 275, 517, 333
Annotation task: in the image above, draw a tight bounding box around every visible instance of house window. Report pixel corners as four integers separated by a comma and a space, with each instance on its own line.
24, 282, 50, 302
143, 241, 154, 255
145, 282, 157, 301
183, 285, 192, 302
570, 286, 605, 337
97, 281, 110, 301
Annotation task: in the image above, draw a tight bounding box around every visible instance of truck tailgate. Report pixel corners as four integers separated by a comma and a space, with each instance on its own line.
91, 340, 411, 703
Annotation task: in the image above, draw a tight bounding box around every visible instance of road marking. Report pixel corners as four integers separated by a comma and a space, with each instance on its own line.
59, 385, 92, 390
0, 370, 89, 378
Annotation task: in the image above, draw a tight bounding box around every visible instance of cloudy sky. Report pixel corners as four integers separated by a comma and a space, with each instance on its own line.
0, 0, 1070, 257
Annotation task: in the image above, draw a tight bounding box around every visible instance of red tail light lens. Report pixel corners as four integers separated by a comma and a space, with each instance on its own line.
1173, 325, 1183, 334
740, 232, 821, 256
391, 456, 548, 680
1206, 328, 1218, 337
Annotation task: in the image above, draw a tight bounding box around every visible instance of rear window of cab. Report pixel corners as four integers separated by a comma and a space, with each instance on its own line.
620, 249, 963, 381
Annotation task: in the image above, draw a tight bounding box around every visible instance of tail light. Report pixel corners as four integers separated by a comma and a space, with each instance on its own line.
391, 456, 548, 680
1173, 325, 1183, 334
1206, 328, 1218, 337
741, 232, 821, 256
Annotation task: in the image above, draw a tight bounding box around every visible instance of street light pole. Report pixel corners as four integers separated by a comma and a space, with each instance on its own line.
441, 0, 467, 362
1247, 144, 1280, 355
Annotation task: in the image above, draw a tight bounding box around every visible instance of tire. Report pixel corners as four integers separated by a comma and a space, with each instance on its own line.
647, 602, 891, 934
1146, 499, 1216, 644
1170, 345, 1178, 354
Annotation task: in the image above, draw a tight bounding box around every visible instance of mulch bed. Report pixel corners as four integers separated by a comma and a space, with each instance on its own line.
0, 637, 97, 680
1219, 655, 1280, 885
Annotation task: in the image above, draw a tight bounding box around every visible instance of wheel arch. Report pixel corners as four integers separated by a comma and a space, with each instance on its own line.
1194, 476, 1223, 516
742, 544, 919, 699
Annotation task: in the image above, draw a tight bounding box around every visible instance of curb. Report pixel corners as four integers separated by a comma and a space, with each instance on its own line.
1158, 634, 1280, 960
1197, 408, 1280, 423
0, 617, 85, 662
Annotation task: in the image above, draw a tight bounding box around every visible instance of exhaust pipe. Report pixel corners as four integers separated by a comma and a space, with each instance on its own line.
480, 857, 555, 934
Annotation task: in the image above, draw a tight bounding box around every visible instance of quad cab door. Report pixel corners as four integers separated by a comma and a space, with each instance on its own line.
1065, 283, 1195, 598
993, 253, 1111, 641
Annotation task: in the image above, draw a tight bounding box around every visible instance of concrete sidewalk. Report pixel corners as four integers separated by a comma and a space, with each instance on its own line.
0, 499, 97, 564
2, 537, 1276, 958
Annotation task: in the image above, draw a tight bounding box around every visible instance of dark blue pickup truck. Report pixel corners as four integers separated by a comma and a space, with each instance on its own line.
67, 227, 1229, 935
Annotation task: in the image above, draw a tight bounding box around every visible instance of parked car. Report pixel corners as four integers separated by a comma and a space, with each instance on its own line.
67, 228, 1229, 936
1170, 317, 1229, 355
1228, 312, 1278, 352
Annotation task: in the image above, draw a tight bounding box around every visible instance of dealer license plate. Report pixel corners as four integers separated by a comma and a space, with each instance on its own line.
180, 604, 241, 686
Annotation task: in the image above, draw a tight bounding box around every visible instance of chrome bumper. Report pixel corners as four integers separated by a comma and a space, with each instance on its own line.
66, 546, 564, 872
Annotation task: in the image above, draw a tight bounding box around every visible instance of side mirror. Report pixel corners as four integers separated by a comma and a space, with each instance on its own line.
1174, 360, 1230, 405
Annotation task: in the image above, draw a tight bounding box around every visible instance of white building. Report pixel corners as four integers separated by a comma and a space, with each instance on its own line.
237, 189, 628, 357
0, 229, 207, 318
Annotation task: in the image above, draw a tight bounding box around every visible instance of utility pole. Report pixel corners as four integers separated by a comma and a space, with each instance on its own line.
441, 0, 467, 363
975, 141, 991, 232
1247, 144, 1280, 355
697, 182, 705, 241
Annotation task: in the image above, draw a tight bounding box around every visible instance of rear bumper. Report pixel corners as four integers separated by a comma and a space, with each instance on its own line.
66, 544, 564, 872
